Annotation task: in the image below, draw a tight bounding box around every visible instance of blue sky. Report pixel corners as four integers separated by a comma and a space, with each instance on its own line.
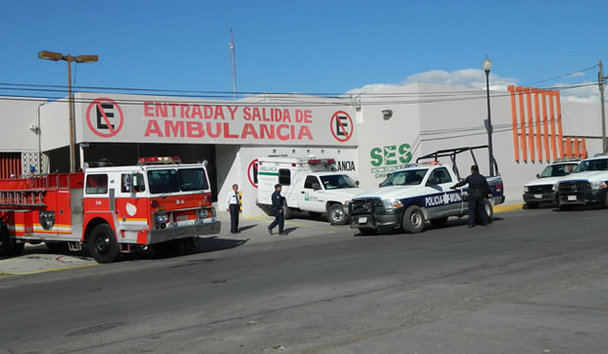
1, 0, 606, 100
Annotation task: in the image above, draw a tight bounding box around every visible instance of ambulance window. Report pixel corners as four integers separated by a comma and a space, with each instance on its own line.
121, 173, 145, 193
304, 176, 321, 190
278, 169, 291, 185
85, 174, 108, 194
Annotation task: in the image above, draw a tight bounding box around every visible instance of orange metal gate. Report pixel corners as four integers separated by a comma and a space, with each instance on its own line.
0, 153, 22, 179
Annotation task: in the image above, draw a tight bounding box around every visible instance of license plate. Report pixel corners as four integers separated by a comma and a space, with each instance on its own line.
567, 195, 577, 201
534, 194, 542, 199
358, 217, 368, 224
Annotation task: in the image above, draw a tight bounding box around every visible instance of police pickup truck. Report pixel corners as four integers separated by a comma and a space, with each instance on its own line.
555, 154, 608, 209
349, 146, 505, 234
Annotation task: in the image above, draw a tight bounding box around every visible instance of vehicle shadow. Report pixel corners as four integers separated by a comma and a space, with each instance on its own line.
353, 216, 505, 236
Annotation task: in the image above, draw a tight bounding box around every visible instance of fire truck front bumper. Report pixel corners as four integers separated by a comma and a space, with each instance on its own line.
149, 218, 221, 244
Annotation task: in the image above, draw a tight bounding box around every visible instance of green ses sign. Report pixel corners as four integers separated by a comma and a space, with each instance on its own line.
370, 143, 412, 178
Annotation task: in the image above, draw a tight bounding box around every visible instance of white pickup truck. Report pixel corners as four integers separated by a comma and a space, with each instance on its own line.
349, 146, 505, 234
522, 157, 580, 208
257, 156, 362, 225
555, 154, 608, 209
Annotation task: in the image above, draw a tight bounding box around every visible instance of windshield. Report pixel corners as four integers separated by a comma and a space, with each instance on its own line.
319, 174, 358, 190
147, 168, 209, 194
573, 159, 608, 173
538, 163, 577, 178
380, 169, 428, 187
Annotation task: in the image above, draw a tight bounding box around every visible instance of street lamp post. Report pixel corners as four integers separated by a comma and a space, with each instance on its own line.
482, 55, 495, 176
38, 50, 98, 173
599, 60, 607, 153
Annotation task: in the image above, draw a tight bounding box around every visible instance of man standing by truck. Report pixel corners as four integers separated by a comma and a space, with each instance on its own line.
268, 184, 286, 235
451, 165, 493, 228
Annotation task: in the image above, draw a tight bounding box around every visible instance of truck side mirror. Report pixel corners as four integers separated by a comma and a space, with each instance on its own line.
355, 180, 360, 186
312, 183, 322, 191
536, 173, 540, 178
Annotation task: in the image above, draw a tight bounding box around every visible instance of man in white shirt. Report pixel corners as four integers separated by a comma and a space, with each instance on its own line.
225, 184, 240, 233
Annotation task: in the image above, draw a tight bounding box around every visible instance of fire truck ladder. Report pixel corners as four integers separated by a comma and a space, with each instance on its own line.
0, 176, 49, 208
0, 189, 46, 208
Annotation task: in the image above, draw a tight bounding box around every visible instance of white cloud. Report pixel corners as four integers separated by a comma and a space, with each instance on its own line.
348, 69, 601, 103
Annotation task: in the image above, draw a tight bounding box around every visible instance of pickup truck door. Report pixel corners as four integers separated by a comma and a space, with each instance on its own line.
298, 175, 326, 213
423, 167, 464, 217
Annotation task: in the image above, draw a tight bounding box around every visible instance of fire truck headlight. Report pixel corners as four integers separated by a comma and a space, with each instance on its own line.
199, 207, 216, 220
155, 212, 168, 228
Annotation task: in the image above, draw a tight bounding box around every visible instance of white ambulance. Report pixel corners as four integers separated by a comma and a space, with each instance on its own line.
256, 156, 361, 225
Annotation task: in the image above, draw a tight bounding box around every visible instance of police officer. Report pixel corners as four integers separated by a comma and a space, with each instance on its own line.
268, 184, 286, 235
225, 184, 240, 233
451, 165, 493, 228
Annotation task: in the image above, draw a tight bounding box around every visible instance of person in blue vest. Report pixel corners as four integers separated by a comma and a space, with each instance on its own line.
268, 184, 286, 235
451, 165, 493, 228
225, 184, 240, 233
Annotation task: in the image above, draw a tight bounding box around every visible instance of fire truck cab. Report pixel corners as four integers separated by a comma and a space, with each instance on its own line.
0, 157, 220, 263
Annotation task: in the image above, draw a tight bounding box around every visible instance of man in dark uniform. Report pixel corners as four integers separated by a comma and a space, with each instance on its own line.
268, 184, 286, 235
451, 165, 493, 228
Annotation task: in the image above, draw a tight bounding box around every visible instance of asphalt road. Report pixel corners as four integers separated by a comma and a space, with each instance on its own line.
1, 207, 608, 353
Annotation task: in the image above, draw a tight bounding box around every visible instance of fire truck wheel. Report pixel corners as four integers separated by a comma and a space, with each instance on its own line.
327, 204, 348, 225
0, 224, 10, 256
10, 241, 24, 256
89, 224, 120, 264
0, 225, 23, 257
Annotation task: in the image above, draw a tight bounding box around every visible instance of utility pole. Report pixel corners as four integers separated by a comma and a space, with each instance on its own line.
599, 60, 607, 153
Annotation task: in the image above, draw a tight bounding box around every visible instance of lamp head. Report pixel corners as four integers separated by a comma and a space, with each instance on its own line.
482, 55, 492, 72
38, 50, 64, 61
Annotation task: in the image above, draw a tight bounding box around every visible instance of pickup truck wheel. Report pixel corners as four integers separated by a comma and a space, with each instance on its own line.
283, 207, 296, 219
402, 205, 425, 234
430, 217, 448, 227
484, 200, 494, 220
89, 224, 120, 264
327, 204, 348, 225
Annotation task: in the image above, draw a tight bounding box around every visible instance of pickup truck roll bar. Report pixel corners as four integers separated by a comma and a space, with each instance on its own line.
415, 145, 499, 180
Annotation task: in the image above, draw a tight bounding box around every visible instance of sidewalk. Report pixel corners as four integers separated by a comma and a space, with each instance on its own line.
0, 211, 347, 276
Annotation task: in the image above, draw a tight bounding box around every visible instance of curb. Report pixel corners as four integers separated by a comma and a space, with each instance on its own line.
494, 203, 523, 213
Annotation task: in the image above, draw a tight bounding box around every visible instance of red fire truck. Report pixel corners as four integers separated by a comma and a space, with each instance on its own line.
0, 157, 220, 263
